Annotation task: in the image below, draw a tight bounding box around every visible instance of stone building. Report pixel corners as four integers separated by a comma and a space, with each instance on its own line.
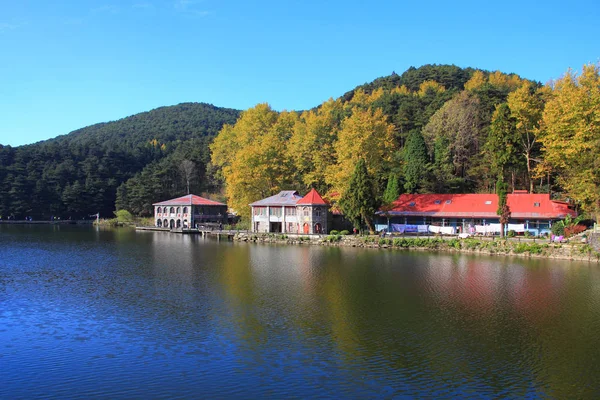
154, 194, 227, 229
250, 188, 329, 234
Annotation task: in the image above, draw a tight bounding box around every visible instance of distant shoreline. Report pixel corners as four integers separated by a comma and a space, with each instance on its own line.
0, 220, 94, 225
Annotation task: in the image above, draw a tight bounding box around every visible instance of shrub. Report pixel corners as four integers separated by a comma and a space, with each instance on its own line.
339, 230, 350, 235
378, 238, 392, 246
551, 223, 565, 236
507, 230, 516, 238
524, 231, 532, 238
325, 235, 341, 242
329, 230, 339, 235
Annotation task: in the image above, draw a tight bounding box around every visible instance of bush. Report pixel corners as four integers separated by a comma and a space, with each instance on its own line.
524, 231, 532, 238
507, 230, 516, 238
329, 230, 339, 235
551, 223, 565, 236
114, 209, 134, 223
378, 238, 392, 246
339, 230, 350, 235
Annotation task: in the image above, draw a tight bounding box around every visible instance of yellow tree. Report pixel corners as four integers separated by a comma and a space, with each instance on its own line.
507, 81, 545, 193
210, 104, 297, 219
326, 107, 395, 198
540, 63, 600, 214
464, 70, 487, 91
418, 80, 446, 97
287, 99, 343, 192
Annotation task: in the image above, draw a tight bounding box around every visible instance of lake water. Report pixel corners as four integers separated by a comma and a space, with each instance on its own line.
1, 225, 600, 398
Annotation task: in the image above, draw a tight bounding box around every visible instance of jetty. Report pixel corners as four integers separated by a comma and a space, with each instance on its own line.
135, 225, 238, 240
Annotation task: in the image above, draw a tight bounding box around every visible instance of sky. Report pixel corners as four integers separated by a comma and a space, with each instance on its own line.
0, 0, 598, 147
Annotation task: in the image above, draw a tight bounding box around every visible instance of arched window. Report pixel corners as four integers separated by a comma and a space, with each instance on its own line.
156, 207, 162, 214
315, 207, 321, 217
170, 207, 175, 214
183, 206, 188, 214
163, 219, 168, 227
176, 219, 181, 228
176, 207, 181, 213
156, 219, 162, 227
303, 207, 309, 217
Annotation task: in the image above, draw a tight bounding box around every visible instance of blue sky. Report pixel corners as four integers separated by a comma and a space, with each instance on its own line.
1, 0, 598, 146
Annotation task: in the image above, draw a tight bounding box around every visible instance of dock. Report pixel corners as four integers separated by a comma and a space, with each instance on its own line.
135, 225, 238, 240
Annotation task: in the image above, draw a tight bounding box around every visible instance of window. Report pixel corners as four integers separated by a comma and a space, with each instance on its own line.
303, 207, 309, 217
270, 208, 282, 217
156, 207, 162, 213
485, 201, 492, 205
183, 207, 188, 214
434, 200, 441, 204
254, 207, 266, 216
445, 200, 452, 204
534, 202, 540, 207
409, 202, 416, 207
285, 207, 296, 216
170, 207, 175, 213
316, 208, 322, 217
176, 207, 181, 213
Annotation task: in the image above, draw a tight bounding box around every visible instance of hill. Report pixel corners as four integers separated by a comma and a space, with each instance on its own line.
0, 103, 240, 219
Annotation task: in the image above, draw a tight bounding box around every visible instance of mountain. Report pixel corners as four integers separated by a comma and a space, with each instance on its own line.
0, 103, 240, 219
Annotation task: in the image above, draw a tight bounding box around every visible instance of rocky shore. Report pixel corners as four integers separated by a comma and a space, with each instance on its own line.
234, 232, 600, 263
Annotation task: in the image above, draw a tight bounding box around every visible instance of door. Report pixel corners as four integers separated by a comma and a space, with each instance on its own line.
303, 223, 309, 234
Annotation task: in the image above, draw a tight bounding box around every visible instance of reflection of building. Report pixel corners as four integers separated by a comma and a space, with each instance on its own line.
250, 189, 329, 234
154, 194, 227, 229
377, 192, 576, 235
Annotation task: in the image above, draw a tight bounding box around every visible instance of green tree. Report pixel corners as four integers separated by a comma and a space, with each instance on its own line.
383, 173, 400, 204
339, 158, 378, 234
485, 103, 520, 183
403, 130, 429, 193
496, 178, 510, 238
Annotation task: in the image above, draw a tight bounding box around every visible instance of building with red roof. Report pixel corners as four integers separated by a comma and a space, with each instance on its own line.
377, 192, 576, 235
250, 189, 329, 234
154, 194, 227, 229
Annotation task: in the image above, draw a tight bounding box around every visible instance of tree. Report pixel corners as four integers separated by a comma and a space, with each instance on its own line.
326, 107, 395, 198
383, 173, 400, 204
496, 178, 510, 238
507, 81, 545, 193
339, 158, 378, 234
179, 159, 195, 194
540, 63, 600, 216
403, 130, 429, 193
485, 103, 520, 185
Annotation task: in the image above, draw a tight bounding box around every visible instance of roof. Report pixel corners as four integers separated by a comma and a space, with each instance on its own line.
153, 194, 226, 207
249, 191, 303, 207
297, 188, 328, 206
378, 193, 576, 220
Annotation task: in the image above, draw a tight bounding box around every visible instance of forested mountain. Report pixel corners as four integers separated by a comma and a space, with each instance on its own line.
0, 103, 240, 219
3, 64, 597, 221
213, 63, 600, 221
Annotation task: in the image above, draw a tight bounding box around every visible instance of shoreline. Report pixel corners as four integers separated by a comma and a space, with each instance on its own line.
233, 232, 600, 263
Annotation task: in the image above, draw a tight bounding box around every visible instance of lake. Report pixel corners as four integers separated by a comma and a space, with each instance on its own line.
1, 225, 600, 398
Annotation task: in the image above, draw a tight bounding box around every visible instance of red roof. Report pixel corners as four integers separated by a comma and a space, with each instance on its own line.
297, 188, 328, 205
380, 193, 575, 220
153, 194, 226, 207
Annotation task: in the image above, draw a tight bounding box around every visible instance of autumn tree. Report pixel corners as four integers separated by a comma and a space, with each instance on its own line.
179, 159, 195, 194
540, 63, 600, 215
507, 81, 545, 193
326, 107, 395, 198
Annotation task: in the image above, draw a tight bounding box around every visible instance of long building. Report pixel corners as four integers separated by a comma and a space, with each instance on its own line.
376, 192, 576, 235
154, 194, 227, 229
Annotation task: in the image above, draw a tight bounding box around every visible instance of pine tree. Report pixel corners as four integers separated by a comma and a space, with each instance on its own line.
403, 130, 429, 193
383, 173, 400, 204
339, 158, 378, 234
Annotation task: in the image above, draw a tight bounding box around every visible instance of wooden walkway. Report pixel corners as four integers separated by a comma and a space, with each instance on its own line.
135, 226, 240, 240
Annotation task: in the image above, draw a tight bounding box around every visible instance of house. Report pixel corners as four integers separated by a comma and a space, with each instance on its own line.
154, 194, 227, 229
376, 192, 576, 235
250, 189, 329, 234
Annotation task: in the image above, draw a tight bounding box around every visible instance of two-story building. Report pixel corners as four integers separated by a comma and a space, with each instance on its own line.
250, 189, 329, 234
154, 194, 227, 229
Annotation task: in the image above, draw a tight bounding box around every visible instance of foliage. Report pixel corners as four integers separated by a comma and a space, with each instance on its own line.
383, 173, 401, 204
329, 230, 339, 235
339, 230, 350, 235
339, 159, 379, 233
0, 103, 239, 219
540, 63, 600, 215
403, 130, 429, 193
114, 209, 134, 223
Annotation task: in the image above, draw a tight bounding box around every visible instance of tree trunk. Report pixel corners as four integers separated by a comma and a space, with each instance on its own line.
364, 216, 375, 235
526, 153, 533, 193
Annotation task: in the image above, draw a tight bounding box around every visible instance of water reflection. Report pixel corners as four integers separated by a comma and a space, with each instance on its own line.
1, 226, 600, 398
